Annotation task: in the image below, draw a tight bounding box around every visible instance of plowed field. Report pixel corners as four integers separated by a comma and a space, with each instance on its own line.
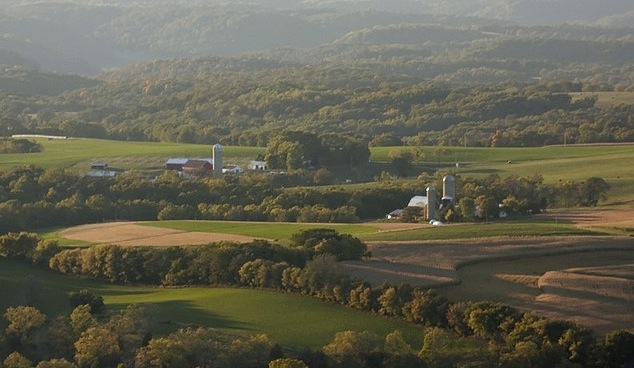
59, 222, 257, 246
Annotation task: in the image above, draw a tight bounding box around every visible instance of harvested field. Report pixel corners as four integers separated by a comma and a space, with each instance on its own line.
538, 270, 634, 302
358, 236, 632, 273
352, 238, 634, 334
534, 266, 634, 333
536, 208, 634, 233
342, 259, 458, 288
58, 222, 258, 246
344, 232, 634, 334
567, 264, 634, 279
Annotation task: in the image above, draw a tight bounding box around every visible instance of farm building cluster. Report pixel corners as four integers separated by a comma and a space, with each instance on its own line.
387, 174, 457, 224
86, 144, 268, 178
387, 174, 511, 222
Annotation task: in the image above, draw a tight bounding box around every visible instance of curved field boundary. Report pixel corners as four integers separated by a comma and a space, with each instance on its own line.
538, 270, 634, 302
341, 260, 459, 289
58, 222, 258, 246
343, 236, 634, 289
0, 258, 423, 349
444, 247, 634, 334
57, 220, 426, 246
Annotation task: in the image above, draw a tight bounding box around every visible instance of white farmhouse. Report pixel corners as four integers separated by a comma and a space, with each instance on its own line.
248, 160, 268, 171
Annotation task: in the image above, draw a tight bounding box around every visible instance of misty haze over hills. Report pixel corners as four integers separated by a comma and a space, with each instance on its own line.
0, 0, 633, 75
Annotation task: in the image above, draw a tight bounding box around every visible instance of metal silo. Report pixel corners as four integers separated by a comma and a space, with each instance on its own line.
442, 175, 456, 206
426, 186, 437, 220
213, 144, 223, 177
443, 175, 455, 198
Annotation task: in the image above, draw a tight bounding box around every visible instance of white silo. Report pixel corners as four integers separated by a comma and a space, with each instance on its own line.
212, 144, 223, 177
426, 186, 437, 220
442, 174, 456, 207
443, 175, 455, 198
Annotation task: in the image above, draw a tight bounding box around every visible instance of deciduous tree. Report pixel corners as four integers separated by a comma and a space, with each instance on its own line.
74, 326, 121, 368
4, 306, 47, 349
579, 176, 610, 206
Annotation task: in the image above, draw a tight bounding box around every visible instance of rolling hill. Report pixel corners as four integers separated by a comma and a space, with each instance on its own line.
0, 0, 633, 75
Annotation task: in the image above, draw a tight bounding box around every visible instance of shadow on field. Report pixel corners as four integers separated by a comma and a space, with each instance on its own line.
341, 259, 458, 288
107, 299, 251, 333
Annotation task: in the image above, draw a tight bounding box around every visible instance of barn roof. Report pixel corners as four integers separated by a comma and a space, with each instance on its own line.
183, 159, 213, 168
166, 158, 189, 165
407, 195, 428, 208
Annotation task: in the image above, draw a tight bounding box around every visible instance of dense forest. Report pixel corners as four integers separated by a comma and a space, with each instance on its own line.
1, 65, 633, 148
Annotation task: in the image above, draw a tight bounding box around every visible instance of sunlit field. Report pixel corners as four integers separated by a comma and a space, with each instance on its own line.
0, 258, 423, 348
1, 137, 263, 170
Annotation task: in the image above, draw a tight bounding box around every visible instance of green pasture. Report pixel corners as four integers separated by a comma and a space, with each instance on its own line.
141, 220, 380, 242
0, 137, 263, 170
371, 144, 634, 205
369, 144, 634, 164
569, 91, 634, 109
360, 219, 604, 242
3, 138, 633, 204
44, 217, 606, 246
0, 258, 423, 349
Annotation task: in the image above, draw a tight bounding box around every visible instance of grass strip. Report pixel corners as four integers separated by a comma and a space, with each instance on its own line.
360, 220, 604, 242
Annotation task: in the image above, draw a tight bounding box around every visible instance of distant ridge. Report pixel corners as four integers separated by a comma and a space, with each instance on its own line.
0, 1, 632, 75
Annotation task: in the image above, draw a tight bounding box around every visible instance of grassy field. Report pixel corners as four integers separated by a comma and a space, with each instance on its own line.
360, 219, 604, 241
3, 137, 632, 204
0, 258, 423, 349
569, 91, 634, 109
145, 219, 605, 242
142, 220, 380, 242
50, 218, 602, 245
4, 138, 634, 344
3, 138, 632, 204
370, 144, 634, 205
1, 137, 264, 170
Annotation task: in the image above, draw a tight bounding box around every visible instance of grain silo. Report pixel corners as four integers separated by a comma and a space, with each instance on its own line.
443, 175, 455, 198
426, 186, 437, 220
442, 174, 456, 207
212, 144, 223, 177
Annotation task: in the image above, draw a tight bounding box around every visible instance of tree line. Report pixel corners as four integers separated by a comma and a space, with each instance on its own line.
0, 165, 610, 234
1, 231, 634, 367
0, 138, 42, 154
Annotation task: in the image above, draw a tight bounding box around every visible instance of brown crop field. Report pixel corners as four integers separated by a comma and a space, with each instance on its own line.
58, 222, 258, 246
343, 209, 634, 334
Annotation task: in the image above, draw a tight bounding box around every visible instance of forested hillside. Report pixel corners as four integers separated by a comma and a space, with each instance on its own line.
1, 60, 632, 147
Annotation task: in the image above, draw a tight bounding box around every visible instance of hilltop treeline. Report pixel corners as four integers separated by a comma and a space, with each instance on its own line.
0, 165, 610, 234
2, 67, 633, 148
2, 232, 634, 367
